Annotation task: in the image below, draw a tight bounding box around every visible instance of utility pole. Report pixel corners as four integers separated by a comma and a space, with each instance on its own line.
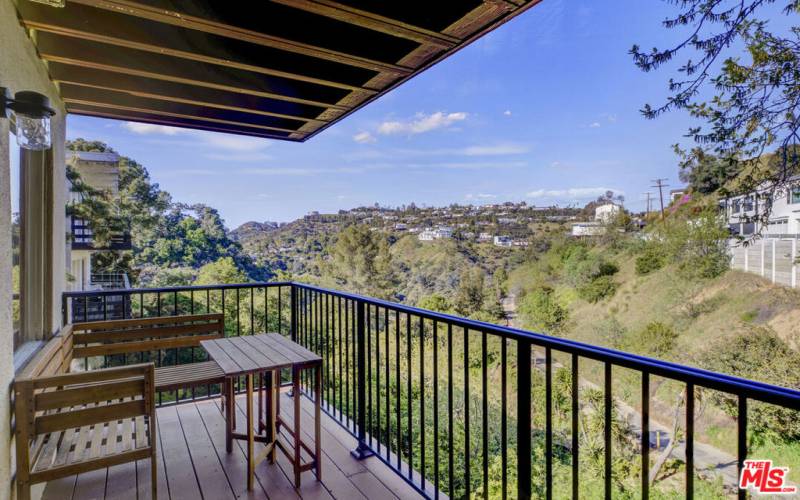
651, 179, 669, 219
642, 192, 653, 214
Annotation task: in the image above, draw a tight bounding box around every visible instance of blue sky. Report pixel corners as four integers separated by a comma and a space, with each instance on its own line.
50, 0, 717, 227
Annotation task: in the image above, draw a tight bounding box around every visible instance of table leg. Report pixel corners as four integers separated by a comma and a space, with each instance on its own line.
315, 364, 322, 481
225, 377, 233, 453
246, 373, 255, 491
270, 369, 278, 463
258, 372, 264, 434
293, 365, 301, 488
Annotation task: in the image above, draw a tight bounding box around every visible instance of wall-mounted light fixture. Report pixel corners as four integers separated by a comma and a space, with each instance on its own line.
1, 87, 56, 151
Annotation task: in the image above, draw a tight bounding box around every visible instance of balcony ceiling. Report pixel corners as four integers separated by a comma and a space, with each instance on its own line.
15, 0, 541, 141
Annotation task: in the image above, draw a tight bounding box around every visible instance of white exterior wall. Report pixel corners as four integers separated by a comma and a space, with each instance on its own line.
1, 0, 68, 497
726, 182, 800, 235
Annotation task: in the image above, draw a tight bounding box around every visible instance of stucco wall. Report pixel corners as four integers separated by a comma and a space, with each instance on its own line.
0, 0, 67, 498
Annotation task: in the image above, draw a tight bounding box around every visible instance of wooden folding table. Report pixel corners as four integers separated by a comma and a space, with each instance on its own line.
201, 333, 323, 490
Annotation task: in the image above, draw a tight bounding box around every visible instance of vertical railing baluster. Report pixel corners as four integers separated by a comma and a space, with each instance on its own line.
384, 307, 390, 460
447, 322, 455, 497
686, 383, 694, 499
482, 331, 489, 500
545, 347, 552, 500
407, 314, 413, 480
368, 304, 373, 449
517, 339, 531, 500
338, 296, 343, 420
501, 336, 507, 500
465, 327, 472, 498
738, 396, 747, 500
375, 305, 380, 455
396, 310, 402, 471
351, 299, 372, 459
642, 372, 650, 500
433, 320, 439, 500
419, 316, 425, 491
605, 362, 612, 500
345, 298, 350, 428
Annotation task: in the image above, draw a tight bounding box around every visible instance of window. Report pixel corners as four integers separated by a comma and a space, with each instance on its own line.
732, 199, 742, 214
790, 186, 800, 204
743, 195, 754, 212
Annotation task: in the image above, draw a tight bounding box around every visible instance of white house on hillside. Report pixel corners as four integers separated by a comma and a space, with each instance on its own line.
595, 203, 621, 223
725, 178, 800, 236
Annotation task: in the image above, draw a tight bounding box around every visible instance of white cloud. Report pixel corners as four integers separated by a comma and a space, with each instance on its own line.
588, 122, 601, 128
466, 193, 497, 200
124, 122, 183, 135
462, 143, 529, 156
122, 121, 271, 152
408, 161, 526, 170
353, 131, 377, 144
527, 187, 622, 199
377, 111, 467, 135
503, 110, 512, 116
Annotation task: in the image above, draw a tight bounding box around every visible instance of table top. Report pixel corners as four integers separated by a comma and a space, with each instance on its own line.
201, 333, 322, 376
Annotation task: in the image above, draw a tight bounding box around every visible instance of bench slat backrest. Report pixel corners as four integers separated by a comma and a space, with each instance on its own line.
17, 326, 74, 380
15, 363, 155, 440
71, 314, 224, 360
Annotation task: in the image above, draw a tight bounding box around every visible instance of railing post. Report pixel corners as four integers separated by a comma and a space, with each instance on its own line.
290, 285, 298, 342
517, 339, 532, 500
351, 299, 373, 460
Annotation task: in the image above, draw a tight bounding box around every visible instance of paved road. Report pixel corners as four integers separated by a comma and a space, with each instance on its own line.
503, 293, 741, 490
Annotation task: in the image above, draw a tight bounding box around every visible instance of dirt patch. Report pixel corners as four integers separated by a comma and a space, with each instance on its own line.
768, 307, 800, 349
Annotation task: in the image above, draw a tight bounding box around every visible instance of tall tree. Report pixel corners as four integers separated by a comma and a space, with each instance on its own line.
327, 224, 395, 299
632, 1, 800, 212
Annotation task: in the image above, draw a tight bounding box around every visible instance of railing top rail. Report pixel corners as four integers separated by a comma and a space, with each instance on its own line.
62, 280, 800, 409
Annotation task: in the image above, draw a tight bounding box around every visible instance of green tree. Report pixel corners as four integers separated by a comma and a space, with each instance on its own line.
196, 257, 247, 285
454, 268, 485, 317
417, 294, 453, 313
518, 286, 568, 333
327, 224, 395, 299
632, 0, 800, 212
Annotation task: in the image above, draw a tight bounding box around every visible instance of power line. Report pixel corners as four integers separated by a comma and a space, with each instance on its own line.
642, 192, 653, 214
651, 179, 669, 219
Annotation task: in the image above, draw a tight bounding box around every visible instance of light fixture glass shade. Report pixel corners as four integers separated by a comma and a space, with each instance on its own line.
15, 114, 51, 151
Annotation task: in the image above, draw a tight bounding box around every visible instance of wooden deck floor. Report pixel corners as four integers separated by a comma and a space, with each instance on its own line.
42, 393, 421, 499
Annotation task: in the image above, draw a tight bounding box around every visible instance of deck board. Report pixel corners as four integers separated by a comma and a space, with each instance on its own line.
42, 393, 423, 499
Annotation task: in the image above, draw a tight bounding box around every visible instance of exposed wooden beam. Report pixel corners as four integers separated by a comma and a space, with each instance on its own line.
67, 105, 299, 140
67, 0, 414, 76
48, 64, 329, 125
269, 0, 460, 48
60, 84, 306, 134
35, 33, 350, 112
18, 1, 378, 93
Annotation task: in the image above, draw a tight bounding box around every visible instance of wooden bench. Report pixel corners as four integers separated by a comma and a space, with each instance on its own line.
14, 326, 157, 500
14, 313, 227, 499
70, 314, 227, 392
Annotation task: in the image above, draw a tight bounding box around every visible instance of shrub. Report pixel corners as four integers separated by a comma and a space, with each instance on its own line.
701, 328, 800, 443
635, 244, 666, 276
638, 321, 678, 357
563, 250, 618, 288
578, 276, 618, 303
518, 286, 568, 333
593, 316, 627, 349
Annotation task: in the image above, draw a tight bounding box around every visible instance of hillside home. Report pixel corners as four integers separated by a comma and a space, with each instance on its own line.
595, 202, 621, 223
724, 178, 800, 236
493, 235, 512, 247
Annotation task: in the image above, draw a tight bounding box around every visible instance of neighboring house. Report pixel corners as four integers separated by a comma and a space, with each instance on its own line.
67, 150, 131, 292
493, 235, 512, 247
571, 221, 604, 237
394, 223, 407, 231
418, 226, 453, 241
670, 187, 687, 203
724, 178, 800, 236
478, 232, 493, 242
595, 203, 621, 223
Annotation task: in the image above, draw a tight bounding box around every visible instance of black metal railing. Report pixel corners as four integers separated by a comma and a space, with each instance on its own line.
62, 282, 800, 500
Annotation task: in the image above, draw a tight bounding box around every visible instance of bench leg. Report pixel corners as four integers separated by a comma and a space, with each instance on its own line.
246, 373, 255, 491
270, 369, 278, 463
258, 372, 264, 434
